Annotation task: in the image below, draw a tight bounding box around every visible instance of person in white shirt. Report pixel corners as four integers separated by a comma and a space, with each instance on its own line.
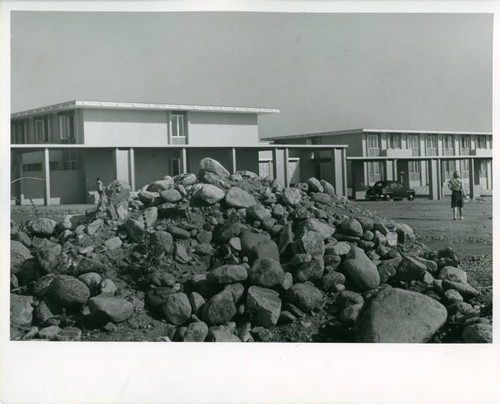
447, 171, 465, 220
96, 177, 105, 205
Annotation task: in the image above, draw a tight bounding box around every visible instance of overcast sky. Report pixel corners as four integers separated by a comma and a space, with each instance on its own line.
11, 11, 492, 138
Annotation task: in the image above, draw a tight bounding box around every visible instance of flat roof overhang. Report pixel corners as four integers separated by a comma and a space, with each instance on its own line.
11, 144, 349, 152
347, 155, 492, 161
11, 100, 280, 118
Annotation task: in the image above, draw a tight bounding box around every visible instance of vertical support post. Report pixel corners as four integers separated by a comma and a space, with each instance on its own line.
284, 147, 290, 187
128, 148, 135, 191
113, 148, 119, 179
341, 148, 347, 197
181, 147, 187, 174
428, 159, 439, 200
393, 159, 398, 182
331, 149, 337, 191
272, 148, 279, 183
469, 158, 475, 199
436, 158, 442, 200
231, 147, 237, 174
43, 148, 51, 206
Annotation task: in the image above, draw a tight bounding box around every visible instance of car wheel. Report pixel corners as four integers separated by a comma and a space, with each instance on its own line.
408, 194, 415, 201
384, 194, 392, 201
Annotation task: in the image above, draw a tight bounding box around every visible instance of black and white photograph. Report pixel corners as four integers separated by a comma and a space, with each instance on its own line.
1, 1, 499, 403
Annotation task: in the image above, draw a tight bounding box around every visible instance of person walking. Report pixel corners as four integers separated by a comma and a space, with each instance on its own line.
447, 170, 465, 220
96, 177, 105, 205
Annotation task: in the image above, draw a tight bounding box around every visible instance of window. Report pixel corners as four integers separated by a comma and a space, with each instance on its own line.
388, 134, 401, 149
172, 158, 181, 176
407, 134, 420, 156
35, 117, 48, 143
367, 134, 380, 157
59, 113, 74, 141
367, 161, 382, 184
460, 160, 469, 179
23, 163, 43, 172
408, 161, 421, 182
171, 113, 186, 138
459, 136, 471, 155
476, 136, 487, 149
11, 121, 26, 144
62, 150, 79, 170
50, 161, 60, 170
425, 135, 437, 156
443, 135, 454, 156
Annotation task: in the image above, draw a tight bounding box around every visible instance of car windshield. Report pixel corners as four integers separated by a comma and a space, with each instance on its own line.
373, 181, 386, 187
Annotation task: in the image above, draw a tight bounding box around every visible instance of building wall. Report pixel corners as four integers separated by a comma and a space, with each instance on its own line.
134, 149, 171, 190
187, 112, 259, 146
235, 149, 260, 173
83, 109, 170, 147
81, 149, 116, 199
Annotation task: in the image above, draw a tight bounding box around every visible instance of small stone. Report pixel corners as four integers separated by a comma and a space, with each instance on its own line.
10, 294, 34, 327
247, 204, 272, 222
37, 242, 62, 274
11, 240, 33, 274
336, 290, 364, 308
339, 303, 364, 325
444, 289, 464, 304
31, 218, 58, 237
104, 237, 122, 251
166, 225, 191, 239
395, 256, 427, 282
339, 218, 364, 238
47, 275, 90, 308
225, 187, 257, 209
100, 279, 118, 296
285, 282, 324, 313
385, 232, 398, 248
207, 265, 248, 284
54, 327, 82, 341
299, 231, 325, 257
320, 180, 335, 196
282, 188, 302, 206
438, 266, 467, 284
183, 321, 209, 342
78, 272, 103, 290
280, 272, 293, 290
442, 280, 480, 300
307, 177, 324, 193
38, 325, 61, 340
224, 283, 245, 304
188, 292, 206, 316
195, 184, 226, 205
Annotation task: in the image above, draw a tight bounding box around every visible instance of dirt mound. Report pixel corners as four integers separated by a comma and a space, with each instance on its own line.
10, 158, 492, 343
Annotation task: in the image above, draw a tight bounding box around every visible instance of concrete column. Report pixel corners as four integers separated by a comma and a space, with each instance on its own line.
272, 148, 279, 183
181, 147, 187, 174
113, 148, 119, 179
284, 147, 290, 187
437, 158, 442, 199
469, 158, 475, 199
128, 148, 135, 191
384, 160, 391, 181
331, 148, 344, 195
428, 159, 440, 200
392, 159, 398, 182
341, 148, 348, 197
231, 147, 237, 173
43, 148, 51, 206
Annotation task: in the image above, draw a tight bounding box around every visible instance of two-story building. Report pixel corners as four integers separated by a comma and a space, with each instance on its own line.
10, 100, 348, 205
265, 129, 493, 199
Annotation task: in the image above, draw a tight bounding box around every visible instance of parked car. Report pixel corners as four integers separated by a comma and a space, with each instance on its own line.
365, 180, 415, 201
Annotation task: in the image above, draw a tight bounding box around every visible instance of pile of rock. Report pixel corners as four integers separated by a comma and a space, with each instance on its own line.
10, 158, 492, 343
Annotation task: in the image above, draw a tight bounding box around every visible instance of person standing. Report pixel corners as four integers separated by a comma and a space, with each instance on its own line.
96, 177, 105, 205
447, 170, 465, 220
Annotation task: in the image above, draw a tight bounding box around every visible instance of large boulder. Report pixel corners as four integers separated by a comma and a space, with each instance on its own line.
354, 287, 447, 343
199, 157, 230, 179
438, 266, 467, 284
297, 218, 335, 239
282, 188, 302, 207
395, 256, 427, 282
183, 321, 209, 342
298, 231, 325, 257
225, 187, 257, 209
246, 286, 282, 327
162, 293, 192, 325
342, 246, 380, 291
339, 218, 364, 238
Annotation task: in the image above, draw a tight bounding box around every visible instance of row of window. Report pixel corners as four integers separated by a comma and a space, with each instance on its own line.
366, 134, 490, 157
366, 159, 490, 186
20, 150, 79, 172
12, 111, 187, 144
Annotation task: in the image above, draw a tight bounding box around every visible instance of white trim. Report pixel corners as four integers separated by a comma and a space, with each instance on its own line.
12, 100, 280, 118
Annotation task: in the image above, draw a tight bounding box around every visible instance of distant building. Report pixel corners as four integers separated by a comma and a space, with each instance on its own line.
10, 100, 348, 204
265, 129, 493, 199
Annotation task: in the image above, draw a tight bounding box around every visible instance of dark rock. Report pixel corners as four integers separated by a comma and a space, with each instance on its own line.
248, 257, 285, 287
250, 239, 280, 262
354, 287, 447, 343
312, 193, 332, 205
320, 180, 335, 196
339, 218, 364, 238
46, 275, 90, 308
183, 321, 209, 342
285, 282, 323, 312
240, 230, 271, 254
146, 286, 177, 313
161, 293, 192, 325
395, 256, 427, 282
224, 283, 245, 304
462, 323, 492, 343
166, 224, 191, 239
295, 258, 324, 283
150, 230, 174, 257
202, 290, 237, 325
339, 303, 364, 325
188, 292, 206, 316
89, 296, 134, 323
37, 242, 62, 274
336, 290, 364, 308
207, 265, 248, 284
247, 204, 272, 222
377, 257, 402, 283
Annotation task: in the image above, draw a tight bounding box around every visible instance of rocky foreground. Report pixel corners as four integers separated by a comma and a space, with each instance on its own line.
10, 158, 492, 343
